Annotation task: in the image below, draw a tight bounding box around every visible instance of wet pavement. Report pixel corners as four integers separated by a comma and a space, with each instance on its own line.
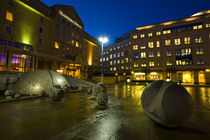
0, 84, 210, 140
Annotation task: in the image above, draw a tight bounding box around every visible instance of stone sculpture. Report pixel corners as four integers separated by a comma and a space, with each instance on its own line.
96, 92, 108, 106
141, 80, 193, 127
14, 70, 69, 101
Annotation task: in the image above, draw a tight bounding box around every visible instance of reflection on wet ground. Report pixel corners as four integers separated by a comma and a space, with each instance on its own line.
0, 84, 209, 139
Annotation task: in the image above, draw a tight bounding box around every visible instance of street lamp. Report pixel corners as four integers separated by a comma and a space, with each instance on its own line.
99, 36, 108, 76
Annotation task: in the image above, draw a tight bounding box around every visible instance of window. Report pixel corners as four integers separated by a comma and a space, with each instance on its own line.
117, 60, 120, 64
141, 52, 146, 58
133, 35, 137, 39
38, 38, 43, 44
113, 54, 116, 58
125, 58, 129, 63
197, 58, 204, 64
117, 52, 120, 57
113, 67, 116, 71
40, 17, 44, 23
121, 59, 124, 64
133, 45, 138, 50
196, 46, 203, 54
156, 32, 161, 36
140, 43, 146, 49
163, 30, 171, 34
110, 68, 113, 71
149, 61, 155, 67
148, 33, 153, 37
193, 24, 203, 30
156, 41, 160, 47
184, 37, 190, 44
110, 54, 112, 59
110, 48, 112, 51
113, 60, 116, 65
5, 25, 12, 35
54, 42, 59, 49
166, 61, 172, 66
121, 52, 124, 56
56, 24, 60, 29
206, 23, 210, 28
121, 66, 124, 70
165, 40, 171, 46
110, 61, 112, 65
149, 52, 154, 58
76, 42, 79, 47
174, 38, 181, 45
166, 50, 172, 57
133, 53, 138, 60
140, 34, 145, 38
8, 0, 14, 7
6, 11, 13, 21
157, 51, 160, 57
148, 42, 154, 48
39, 27, 43, 34
195, 36, 202, 43
134, 63, 138, 68
141, 63, 146, 67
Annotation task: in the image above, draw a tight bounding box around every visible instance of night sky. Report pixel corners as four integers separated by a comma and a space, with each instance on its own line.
41, 0, 210, 46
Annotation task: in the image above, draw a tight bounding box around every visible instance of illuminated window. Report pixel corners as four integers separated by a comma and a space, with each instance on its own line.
157, 51, 160, 57
113, 60, 116, 65
141, 63, 146, 67
133, 45, 138, 50
117, 60, 120, 64
148, 42, 154, 48
106, 57, 109, 61
156, 41, 160, 47
110, 48, 112, 51
166, 50, 172, 57
121, 66, 124, 70
113, 54, 116, 58
6, 11, 13, 21
165, 40, 171, 46
141, 52, 146, 58
4, 25, 12, 35
133, 35, 137, 39
121, 59, 124, 64
117, 52, 120, 57
184, 37, 190, 44
134, 63, 138, 68
110, 54, 112, 59
149, 52, 154, 58
76, 42, 79, 47
197, 58, 204, 64
140, 34, 145, 38
193, 24, 203, 30
54, 42, 59, 49
166, 61, 172, 66
163, 30, 171, 34
174, 38, 181, 45
149, 61, 155, 67
117, 46, 120, 49
195, 36, 202, 43
156, 32, 161, 36
113, 47, 116, 50
148, 33, 153, 37
206, 23, 210, 28
110, 67, 113, 71
196, 46, 203, 54
140, 43, 146, 49
176, 60, 182, 65
113, 67, 116, 71
125, 58, 129, 63
121, 52, 124, 56
110, 61, 112, 65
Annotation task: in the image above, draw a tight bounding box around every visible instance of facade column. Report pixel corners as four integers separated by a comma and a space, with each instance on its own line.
51, 61, 57, 71
162, 71, 167, 81
35, 56, 39, 70
205, 71, 210, 84
193, 71, 199, 84
6, 51, 12, 71
171, 71, 178, 83
73, 63, 75, 78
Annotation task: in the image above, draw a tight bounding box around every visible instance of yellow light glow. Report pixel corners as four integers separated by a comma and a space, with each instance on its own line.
88, 59, 92, 65
131, 71, 134, 74
6, 11, 13, 21
115, 73, 118, 76
56, 70, 63, 73
150, 72, 158, 75
161, 21, 176, 26
184, 17, 199, 22
134, 72, 145, 76
123, 73, 126, 75
55, 42, 59, 49
191, 10, 210, 17
205, 69, 210, 72
136, 25, 155, 30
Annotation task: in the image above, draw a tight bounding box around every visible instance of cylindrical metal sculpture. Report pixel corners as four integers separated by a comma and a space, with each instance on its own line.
14, 70, 69, 101
141, 80, 193, 127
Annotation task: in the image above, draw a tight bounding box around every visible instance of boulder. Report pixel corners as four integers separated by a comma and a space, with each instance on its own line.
141, 80, 193, 127
96, 92, 108, 106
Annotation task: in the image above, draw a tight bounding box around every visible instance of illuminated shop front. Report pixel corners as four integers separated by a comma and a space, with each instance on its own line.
0, 51, 7, 71
199, 71, 205, 83
148, 72, 162, 80
57, 64, 82, 79
10, 54, 33, 72
134, 72, 146, 80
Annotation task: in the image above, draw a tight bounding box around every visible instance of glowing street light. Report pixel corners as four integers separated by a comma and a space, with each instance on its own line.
99, 36, 108, 76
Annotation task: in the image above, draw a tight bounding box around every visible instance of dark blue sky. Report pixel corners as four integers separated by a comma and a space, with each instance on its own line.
41, 0, 210, 46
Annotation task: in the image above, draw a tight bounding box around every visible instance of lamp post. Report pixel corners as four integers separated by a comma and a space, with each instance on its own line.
99, 37, 108, 76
